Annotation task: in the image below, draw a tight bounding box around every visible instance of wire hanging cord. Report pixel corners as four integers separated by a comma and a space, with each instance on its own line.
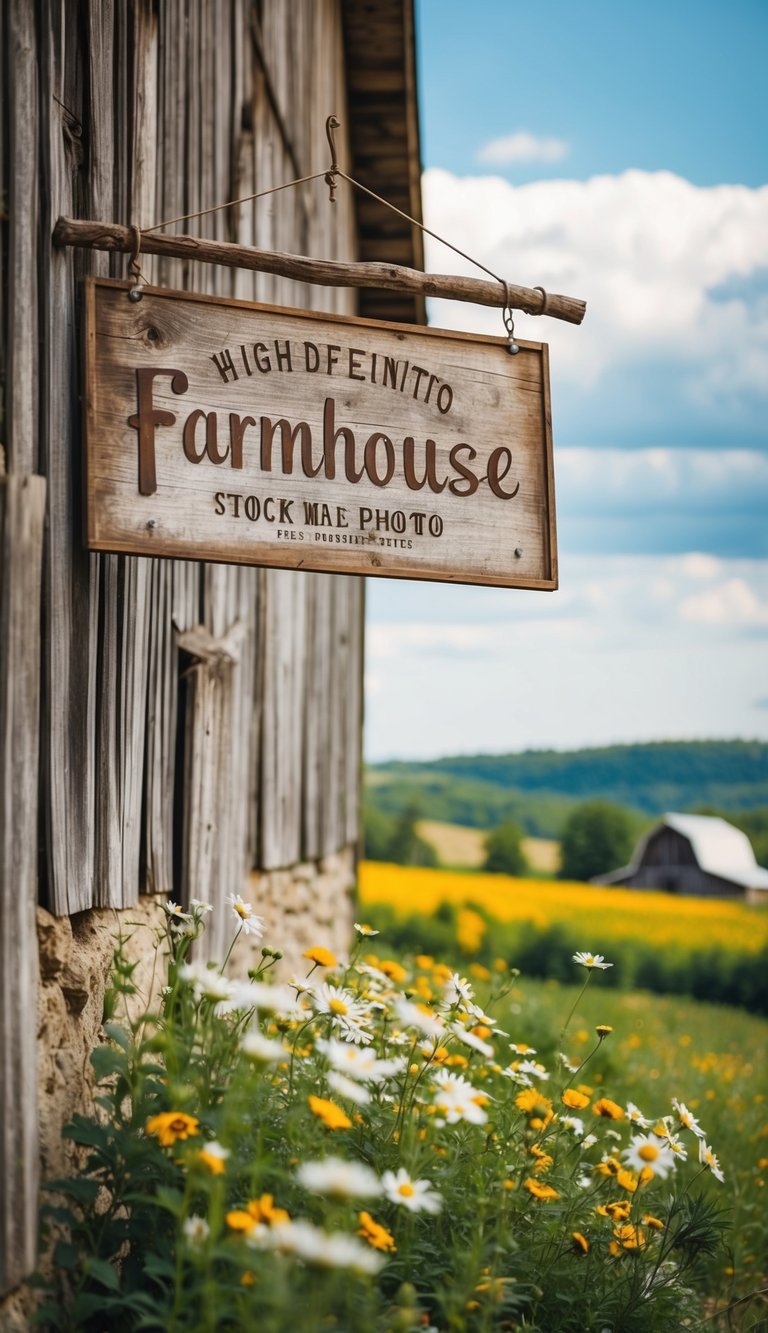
51, 114, 584, 323
324, 116, 550, 333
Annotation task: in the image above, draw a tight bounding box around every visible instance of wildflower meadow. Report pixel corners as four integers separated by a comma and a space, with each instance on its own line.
34, 893, 767, 1332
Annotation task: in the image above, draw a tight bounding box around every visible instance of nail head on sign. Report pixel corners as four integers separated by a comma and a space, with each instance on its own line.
515, 547, 524, 557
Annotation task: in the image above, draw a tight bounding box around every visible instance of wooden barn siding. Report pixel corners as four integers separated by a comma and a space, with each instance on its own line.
34, 0, 362, 920
0, 0, 366, 1287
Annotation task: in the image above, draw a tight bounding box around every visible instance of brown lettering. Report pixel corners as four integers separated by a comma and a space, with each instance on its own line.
127, 367, 189, 496
487, 446, 520, 499
364, 432, 396, 487
448, 443, 480, 496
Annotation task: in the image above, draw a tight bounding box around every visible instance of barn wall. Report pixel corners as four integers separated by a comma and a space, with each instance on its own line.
0, 0, 376, 1297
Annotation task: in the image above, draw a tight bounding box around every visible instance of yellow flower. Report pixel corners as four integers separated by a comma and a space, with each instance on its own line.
378, 959, 408, 983
572, 1231, 590, 1254
303, 946, 337, 968
593, 1156, 621, 1178
515, 1088, 553, 1118
145, 1111, 200, 1147
226, 1194, 290, 1234
642, 1213, 665, 1231
197, 1140, 229, 1175
616, 1168, 638, 1193
597, 1200, 632, 1222
593, 1097, 624, 1120
358, 1211, 396, 1252
612, 1223, 646, 1252
308, 1094, 352, 1130
562, 1089, 590, 1110
595, 1025, 613, 1040
523, 1178, 559, 1202
415, 954, 434, 969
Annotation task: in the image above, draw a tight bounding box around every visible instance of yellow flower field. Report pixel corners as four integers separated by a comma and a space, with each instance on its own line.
358, 862, 768, 955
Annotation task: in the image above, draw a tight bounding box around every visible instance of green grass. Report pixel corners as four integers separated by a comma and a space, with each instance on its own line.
493, 974, 768, 1317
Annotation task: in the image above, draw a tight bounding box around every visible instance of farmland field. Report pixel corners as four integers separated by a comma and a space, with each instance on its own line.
358, 861, 768, 955
417, 819, 560, 874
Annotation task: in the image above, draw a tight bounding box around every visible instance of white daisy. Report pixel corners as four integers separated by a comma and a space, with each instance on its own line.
672, 1098, 706, 1140
353, 922, 379, 936
381, 1168, 442, 1214
698, 1138, 725, 1183
572, 951, 613, 970
240, 1030, 288, 1063
516, 1058, 549, 1081
442, 972, 475, 1007
432, 1070, 488, 1126
560, 1115, 585, 1137
393, 996, 445, 1041
626, 1101, 651, 1128
449, 1022, 493, 1058
225, 892, 264, 938
297, 1156, 381, 1198
182, 1215, 210, 1245
622, 1133, 678, 1180
316, 1036, 405, 1083
327, 1071, 371, 1105
179, 961, 234, 1004
254, 1219, 384, 1274
312, 983, 373, 1045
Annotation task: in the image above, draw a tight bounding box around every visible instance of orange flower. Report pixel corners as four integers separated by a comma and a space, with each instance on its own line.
358, 1211, 396, 1252
571, 1231, 590, 1254
145, 1111, 199, 1147
616, 1168, 638, 1193
593, 1097, 624, 1120
523, 1177, 559, 1202
303, 946, 337, 968
562, 1089, 590, 1111
308, 1095, 351, 1130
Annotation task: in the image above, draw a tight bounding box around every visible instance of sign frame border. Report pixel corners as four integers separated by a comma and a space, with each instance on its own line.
83, 277, 558, 591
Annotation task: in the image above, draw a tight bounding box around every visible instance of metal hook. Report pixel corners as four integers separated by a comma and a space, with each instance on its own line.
325, 114, 341, 203
127, 224, 145, 302
532, 285, 549, 315
501, 280, 520, 354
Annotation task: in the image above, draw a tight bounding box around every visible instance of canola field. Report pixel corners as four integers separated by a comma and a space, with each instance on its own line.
358, 861, 768, 955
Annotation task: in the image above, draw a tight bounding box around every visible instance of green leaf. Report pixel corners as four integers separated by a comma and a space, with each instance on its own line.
45, 1176, 101, 1205
53, 1239, 79, 1271
84, 1256, 121, 1291
103, 1021, 133, 1051
64, 1114, 110, 1150
91, 1043, 128, 1080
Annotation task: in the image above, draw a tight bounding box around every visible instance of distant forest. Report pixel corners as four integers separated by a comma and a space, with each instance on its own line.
365, 740, 768, 857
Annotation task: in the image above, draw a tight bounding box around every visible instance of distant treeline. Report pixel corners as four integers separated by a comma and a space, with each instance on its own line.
365, 740, 768, 859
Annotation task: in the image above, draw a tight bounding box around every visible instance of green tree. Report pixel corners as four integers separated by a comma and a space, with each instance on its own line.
482, 820, 528, 875
559, 800, 635, 881
387, 802, 438, 867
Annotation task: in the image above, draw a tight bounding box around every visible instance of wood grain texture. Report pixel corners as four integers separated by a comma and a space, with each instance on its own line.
53, 217, 587, 325
0, 474, 46, 1294
83, 282, 558, 590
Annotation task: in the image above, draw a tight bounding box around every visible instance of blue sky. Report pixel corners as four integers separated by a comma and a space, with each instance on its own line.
364, 0, 768, 761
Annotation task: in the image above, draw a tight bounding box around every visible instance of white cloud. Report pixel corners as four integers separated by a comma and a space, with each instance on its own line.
679, 578, 768, 626
477, 131, 568, 165
421, 168, 768, 403
681, 553, 721, 579
364, 556, 768, 759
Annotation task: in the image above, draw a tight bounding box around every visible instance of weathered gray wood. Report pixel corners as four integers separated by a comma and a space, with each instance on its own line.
52, 216, 587, 325
0, 474, 46, 1294
6, 0, 39, 474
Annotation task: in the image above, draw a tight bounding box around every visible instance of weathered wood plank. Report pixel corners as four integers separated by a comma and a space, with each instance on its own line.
39, 3, 99, 914
0, 474, 46, 1294
6, 0, 39, 473
53, 217, 587, 324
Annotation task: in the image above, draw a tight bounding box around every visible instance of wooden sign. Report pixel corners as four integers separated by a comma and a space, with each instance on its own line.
84, 279, 557, 589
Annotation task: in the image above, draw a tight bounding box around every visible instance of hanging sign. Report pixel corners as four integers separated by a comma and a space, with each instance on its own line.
84, 279, 557, 588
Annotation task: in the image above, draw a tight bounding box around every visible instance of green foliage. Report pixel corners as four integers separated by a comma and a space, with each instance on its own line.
482, 819, 528, 875
363, 902, 768, 1016
35, 904, 742, 1332
559, 800, 635, 880
363, 801, 438, 867
366, 740, 768, 838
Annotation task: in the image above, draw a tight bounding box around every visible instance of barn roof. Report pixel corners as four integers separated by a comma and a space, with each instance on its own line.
342, 0, 425, 325
608, 813, 768, 891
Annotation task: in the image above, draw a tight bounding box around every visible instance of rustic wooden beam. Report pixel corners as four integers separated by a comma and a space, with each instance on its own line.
0, 472, 46, 1294
52, 216, 586, 325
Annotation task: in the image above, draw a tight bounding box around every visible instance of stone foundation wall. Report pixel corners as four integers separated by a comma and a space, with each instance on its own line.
0, 848, 356, 1327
